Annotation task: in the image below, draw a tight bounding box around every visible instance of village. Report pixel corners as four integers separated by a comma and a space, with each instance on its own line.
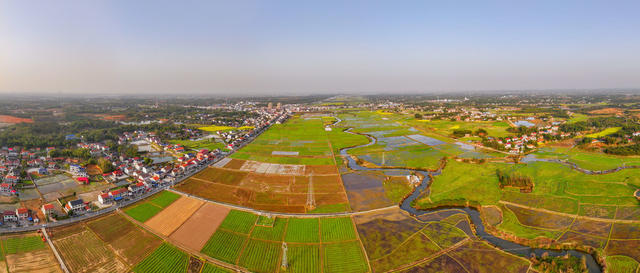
0, 105, 289, 229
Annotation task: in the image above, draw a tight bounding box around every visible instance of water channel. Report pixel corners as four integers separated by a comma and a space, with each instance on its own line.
338, 126, 602, 273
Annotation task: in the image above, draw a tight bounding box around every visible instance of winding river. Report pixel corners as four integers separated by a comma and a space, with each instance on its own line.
337, 123, 602, 273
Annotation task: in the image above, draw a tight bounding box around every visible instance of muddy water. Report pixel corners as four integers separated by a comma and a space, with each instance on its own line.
339, 127, 602, 273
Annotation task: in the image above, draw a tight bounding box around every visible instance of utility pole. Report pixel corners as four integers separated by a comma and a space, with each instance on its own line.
306, 173, 316, 211
281, 242, 288, 271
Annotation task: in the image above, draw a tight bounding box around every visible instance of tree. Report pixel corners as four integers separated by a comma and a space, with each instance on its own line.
414, 113, 423, 119
97, 158, 113, 173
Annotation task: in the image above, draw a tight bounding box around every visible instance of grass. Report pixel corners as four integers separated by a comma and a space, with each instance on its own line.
585, 127, 621, 138
133, 243, 189, 273
168, 138, 227, 152
323, 241, 369, 273
1, 236, 46, 255
149, 191, 181, 208
200, 230, 247, 264
218, 210, 258, 234
419, 161, 502, 206
605, 255, 639, 273
285, 218, 320, 243
308, 203, 350, 214
320, 217, 357, 242
125, 202, 163, 222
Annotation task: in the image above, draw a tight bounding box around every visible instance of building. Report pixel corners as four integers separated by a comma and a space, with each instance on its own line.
41, 204, 55, 216
64, 199, 86, 214
98, 193, 112, 205
15, 208, 29, 220
109, 188, 128, 201
2, 211, 17, 222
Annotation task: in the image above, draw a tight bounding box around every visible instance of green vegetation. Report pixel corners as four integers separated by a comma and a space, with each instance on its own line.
168, 138, 227, 152
586, 127, 622, 138
285, 218, 320, 243
323, 241, 369, 273
133, 243, 189, 273
1, 236, 46, 255
251, 217, 287, 241
218, 210, 258, 234
288, 244, 321, 273
201, 230, 247, 264
238, 240, 281, 273
320, 217, 357, 242
307, 203, 350, 214
124, 202, 163, 222
605, 255, 639, 273
201, 263, 232, 273
149, 191, 181, 208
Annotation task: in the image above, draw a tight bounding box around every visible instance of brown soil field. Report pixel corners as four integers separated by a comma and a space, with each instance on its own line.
145, 196, 204, 236
54, 229, 126, 273
568, 218, 611, 238
448, 241, 530, 273
0, 261, 6, 273
505, 204, 574, 230
169, 202, 231, 250
0, 115, 33, 124
108, 222, 162, 265
87, 214, 137, 243
251, 203, 306, 213
239, 173, 293, 191
353, 207, 410, 224
403, 254, 467, 273
606, 240, 640, 263
176, 178, 245, 204
610, 222, 640, 239
192, 168, 246, 186
355, 210, 426, 260
305, 164, 338, 175
481, 206, 503, 226
224, 159, 246, 169
589, 108, 623, 115
557, 231, 606, 249
93, 114, 127, 121
346, 188, 394, 211
5, 249, 61, 273
615, 206, 640, 220
51, 224, 87, 240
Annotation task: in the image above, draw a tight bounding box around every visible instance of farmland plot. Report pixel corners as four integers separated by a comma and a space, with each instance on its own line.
145, 196, 204, 236
53, 228, 127, 273
323, 241, 369, 273
201, 230, 248, 264
320, 217, 357, 242
125, 202, 163, 222
288, 244, 321, 273
170, 203, 231, 250
285, 218, 320, 243
133, 243, 189, 273
5, 249, 61, 273
238, 239, 281, 273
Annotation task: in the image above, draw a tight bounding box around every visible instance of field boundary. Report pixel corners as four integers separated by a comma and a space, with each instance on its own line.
499, 201, 640, 224
42, 227, 69, 273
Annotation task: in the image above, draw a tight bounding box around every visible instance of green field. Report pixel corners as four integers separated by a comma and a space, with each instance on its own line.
320, 217, 357, 242
169, 138, 227, 152
133, 243, 188, 273
201, 263, 232, 273
605, 255, 639, 273
323, 241, 369, 273
585, 127, 622, 138
1, 235, 46, 255
285, 218, 320, 243
251, 217, 287, 241
238, 239, 281, 273
201, 230, 247, 264
125, 202, 163, 222
149, 191, 181, 208
288, 244, 321, 273
218, 210, 258, 234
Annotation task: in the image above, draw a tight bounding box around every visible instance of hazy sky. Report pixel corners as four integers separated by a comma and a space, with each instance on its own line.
1, 1, 640, 95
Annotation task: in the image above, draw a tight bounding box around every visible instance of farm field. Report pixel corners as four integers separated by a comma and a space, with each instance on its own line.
0, 233, 61, 273
52, 226, 127, 273
169, 202, 231, 250
144, 196, 204, 236
133, 243, 189, 273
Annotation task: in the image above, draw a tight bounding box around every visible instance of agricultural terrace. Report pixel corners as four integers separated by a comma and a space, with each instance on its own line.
200, 209, 369, 273
353, 207, 530, 272
176, 114, 362, 213
0, 233, 61, 273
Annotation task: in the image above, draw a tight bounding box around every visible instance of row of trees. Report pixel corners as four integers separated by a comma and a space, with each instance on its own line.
604, 143, 640, 155
496, 169, 533, 192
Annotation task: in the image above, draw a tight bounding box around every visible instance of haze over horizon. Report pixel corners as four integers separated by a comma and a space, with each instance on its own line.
1, 1, 639, 95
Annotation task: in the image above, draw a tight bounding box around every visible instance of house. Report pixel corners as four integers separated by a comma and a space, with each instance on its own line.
77, 177, 90, 184
4, 175, 18, 184
109, 188, 128, 201
38, 167, 48, 175
0, 183, 13, 194
41, 204, 55, 216
128, 182, 147, 194
98, 193, 112, 204
3, 211, 17, 222
15, 208, 29, 220
69, 164, 87, 177
64, 199, 86, 214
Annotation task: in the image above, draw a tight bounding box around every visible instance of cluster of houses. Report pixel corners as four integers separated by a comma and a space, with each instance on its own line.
492, 125, 573, 154
97, 148, 218, 205
1, 207, 37, 226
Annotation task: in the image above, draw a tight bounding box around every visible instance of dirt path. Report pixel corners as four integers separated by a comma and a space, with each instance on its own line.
42, 227, 69, 273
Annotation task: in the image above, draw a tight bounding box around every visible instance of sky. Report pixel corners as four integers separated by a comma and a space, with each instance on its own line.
1, 0, 640, 95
